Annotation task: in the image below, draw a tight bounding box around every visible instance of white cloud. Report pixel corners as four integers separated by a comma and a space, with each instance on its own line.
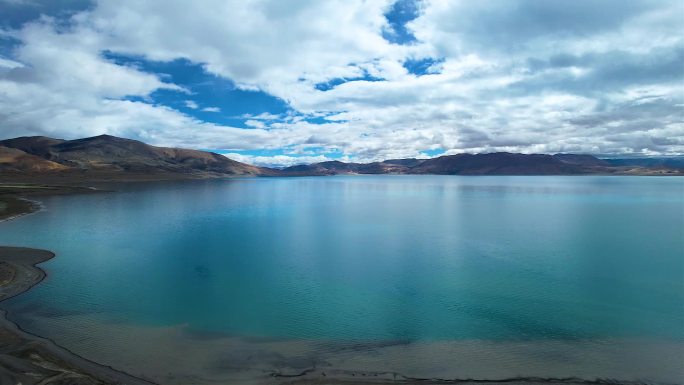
0, 56, 24, 69
0, 0, 682, 167
87, 0, 412, 91
244, 120, 266, 129
222, 153, 335, 168
242, 112, 281, 120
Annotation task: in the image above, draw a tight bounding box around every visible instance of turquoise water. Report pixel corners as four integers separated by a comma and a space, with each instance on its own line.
2, 176, 683, 341
1, 176, 683, 381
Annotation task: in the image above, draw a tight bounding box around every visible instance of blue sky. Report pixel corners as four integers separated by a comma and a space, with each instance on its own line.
103, 53, 292, 128
0, 0, 682, 166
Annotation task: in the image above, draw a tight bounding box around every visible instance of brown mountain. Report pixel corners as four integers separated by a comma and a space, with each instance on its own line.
605, 157, 684, 170
281, 152, 682, 176
411, 153, 585, 175
0, 136, 66, 159
1, 135, 680, 180
552, 154, 611, 167
0, 135, 273, 179
281, 153, 590, 175
381, 158, 425, 167
0, 146, 68, 172
281, 160, 413, 176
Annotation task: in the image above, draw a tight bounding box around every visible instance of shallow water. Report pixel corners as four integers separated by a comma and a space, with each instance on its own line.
1, 176, 683, 383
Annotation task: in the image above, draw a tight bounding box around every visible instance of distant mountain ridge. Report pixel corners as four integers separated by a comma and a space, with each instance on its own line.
0, 135, 272, 179
0, 145, 68, 172
604, 157, 684, 170
0, 134, 681, 180
280, 152, 683, 176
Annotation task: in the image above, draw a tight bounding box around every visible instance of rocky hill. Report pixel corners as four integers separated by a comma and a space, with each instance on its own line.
1, 135, 681, 180
0, 135, 274, 180
281, 153, 682, 176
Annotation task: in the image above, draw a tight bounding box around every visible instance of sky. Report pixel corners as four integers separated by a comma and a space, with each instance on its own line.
0, 0, 682, 167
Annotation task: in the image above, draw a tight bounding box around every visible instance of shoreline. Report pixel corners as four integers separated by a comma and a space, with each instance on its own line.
0, 187, 159, 384
0, 183, 680, 385
0, 247, 159, 384
0, 197, 43, 223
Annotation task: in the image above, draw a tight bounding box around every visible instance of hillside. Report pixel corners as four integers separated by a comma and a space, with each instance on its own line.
604, 157, 684, 170
281, 152, 683, 176
0, 146, 69, 172
1, 135, 681, 180
0, 135, 273, 180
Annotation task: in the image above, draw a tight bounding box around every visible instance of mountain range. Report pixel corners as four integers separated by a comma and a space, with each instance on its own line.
0, 135, 273, 181
0, 135, 681, 181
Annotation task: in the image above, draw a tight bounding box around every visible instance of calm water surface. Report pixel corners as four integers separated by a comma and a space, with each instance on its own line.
1, 176, 682, 382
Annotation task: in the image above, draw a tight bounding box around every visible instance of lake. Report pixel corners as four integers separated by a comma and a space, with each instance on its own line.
1, 176, 682, 384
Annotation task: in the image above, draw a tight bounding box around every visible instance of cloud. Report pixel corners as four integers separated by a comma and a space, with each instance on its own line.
0, 18, 190, 140
410, 0, 680, 57
0, 0, 682, 167
222, 153, 335, 168
0, 0, 92, 28
87, 0, 410, 91
0, 56, 23, 68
